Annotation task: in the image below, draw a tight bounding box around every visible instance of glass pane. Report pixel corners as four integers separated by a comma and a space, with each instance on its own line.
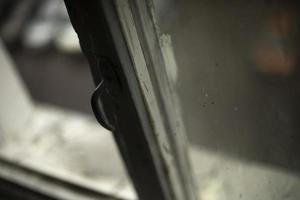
155, 0, 300, 199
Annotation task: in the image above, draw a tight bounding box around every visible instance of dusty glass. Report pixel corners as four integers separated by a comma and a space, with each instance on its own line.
154, 0, 300, 199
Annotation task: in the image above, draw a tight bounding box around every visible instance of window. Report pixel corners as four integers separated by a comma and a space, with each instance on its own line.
1, 0, 300, 200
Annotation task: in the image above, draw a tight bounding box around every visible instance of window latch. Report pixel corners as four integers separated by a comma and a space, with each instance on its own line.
90, 57, 122, 132
91, 79, 115, 131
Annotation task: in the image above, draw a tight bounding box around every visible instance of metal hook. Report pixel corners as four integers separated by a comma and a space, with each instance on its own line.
91, 80, 115, 131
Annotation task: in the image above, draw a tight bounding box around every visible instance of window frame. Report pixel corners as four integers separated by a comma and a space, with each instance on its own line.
63, 1, 197, 200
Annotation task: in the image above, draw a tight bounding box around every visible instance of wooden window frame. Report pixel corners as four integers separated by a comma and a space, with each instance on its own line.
63, 1, 196, 200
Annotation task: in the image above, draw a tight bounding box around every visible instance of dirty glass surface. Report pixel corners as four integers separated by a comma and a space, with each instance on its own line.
154, 0, 300, 199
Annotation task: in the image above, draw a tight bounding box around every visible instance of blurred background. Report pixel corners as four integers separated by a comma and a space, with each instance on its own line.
1, 0, 93, 114
0, 0, 136, 200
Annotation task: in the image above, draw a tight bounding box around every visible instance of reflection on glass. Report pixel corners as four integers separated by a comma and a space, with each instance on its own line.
155, 0, 300, 199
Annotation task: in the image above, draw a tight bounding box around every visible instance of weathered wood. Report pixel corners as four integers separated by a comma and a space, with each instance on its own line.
63, 1, 173, 199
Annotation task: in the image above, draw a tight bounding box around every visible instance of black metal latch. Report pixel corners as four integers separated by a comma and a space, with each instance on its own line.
90, 57, 122, 132
91, 80, 115, 131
